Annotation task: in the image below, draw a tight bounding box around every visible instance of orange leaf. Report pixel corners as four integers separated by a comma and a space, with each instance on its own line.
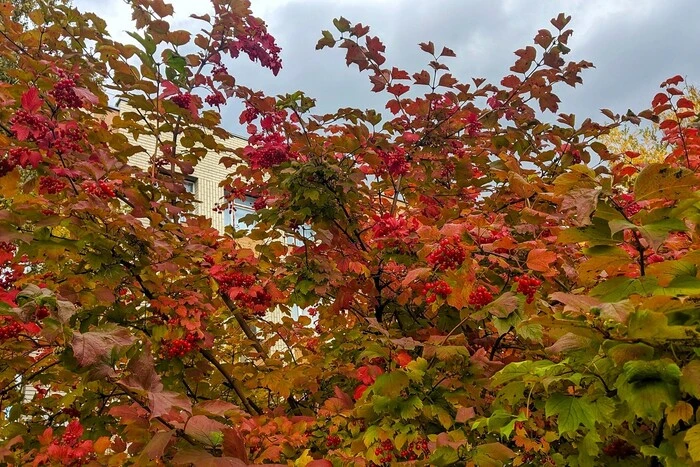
526, 249, 556, 272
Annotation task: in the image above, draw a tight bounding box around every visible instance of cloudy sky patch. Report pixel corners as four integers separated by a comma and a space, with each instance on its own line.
75, 0, 700, 133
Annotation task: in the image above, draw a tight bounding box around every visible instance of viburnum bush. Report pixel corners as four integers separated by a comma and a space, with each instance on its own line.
0, 1, 699, 466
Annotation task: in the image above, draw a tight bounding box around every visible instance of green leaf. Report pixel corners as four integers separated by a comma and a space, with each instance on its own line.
590, 276, 658, 302
545, 394, 597, 435
491, 360, 555, 386
616, 360, 681, 420
429, 446, 460, 467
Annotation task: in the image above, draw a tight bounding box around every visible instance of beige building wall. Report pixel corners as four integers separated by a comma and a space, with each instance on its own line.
116, 102, 248, 233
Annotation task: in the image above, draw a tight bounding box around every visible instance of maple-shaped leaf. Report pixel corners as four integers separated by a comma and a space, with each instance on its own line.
71, 328, 135, 367
526, 248, 557, 273
545, 394, 597, 435
222, 428, 248, 461
184, 415, 228, 446
160, 80, 180, 99
73, 87, 99, 106
138, 430, 174, 462
21, 87, 43, 113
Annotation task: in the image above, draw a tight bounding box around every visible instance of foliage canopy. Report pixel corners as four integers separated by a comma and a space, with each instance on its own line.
0, 1, 699, 466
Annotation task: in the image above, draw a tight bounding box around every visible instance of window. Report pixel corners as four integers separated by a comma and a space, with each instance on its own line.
184, 179, 196, 194
223, 196, 257, 231
285, 224, 314, 247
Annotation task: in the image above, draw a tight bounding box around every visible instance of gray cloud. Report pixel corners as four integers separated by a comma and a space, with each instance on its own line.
75, 0, 700, 133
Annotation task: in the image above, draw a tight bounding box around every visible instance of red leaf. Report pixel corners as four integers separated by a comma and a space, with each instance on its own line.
120, 350, 192, 418
394, 351, 412, 368
184, 415, 228, 445
440, 46, 456, 58
350, 23, 369, 37
677, 98, 695, 109
387, 83, 410, 96
438, 73, 457, 88
222, 428, 248, 461
73, 87, 99, 106
71, 328, 134, 367
141, 430, 174, 460
526, 248, 557, 272
663, 75, 684, 86
391, 67, 410, 80
160, 80, 180, 99
353, 384, 368, 400
501, 74, 521, 89
385, 99, 401, 114
534, 29, 553, 48
652, 92, 669, 108
419, 41, 435, 55
413, 70, 431, 85
21, 87, 42, 113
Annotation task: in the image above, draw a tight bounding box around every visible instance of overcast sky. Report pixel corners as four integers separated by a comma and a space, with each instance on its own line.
74, 0, 700, 134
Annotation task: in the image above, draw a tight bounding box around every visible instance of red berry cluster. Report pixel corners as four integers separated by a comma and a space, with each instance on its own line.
46, 419, 95, 466
52, 124, 85, 153
399, 438, 430, 461
50, 73, 83, 109
81, 179, 119, 198
35, 306, 50, 320
325, 434, 341, 449
374, 439, 395, 464
235, 287, 272, 317
422, 279, 452, 304
463, 112, 482, 137
469, 285, 493, 309
215, 270, 257, 290
171, 92, 193, 109
0, 318, 22, 340
616, 193, 641, 217
245, 132, 296, 169
602, 438, 637, 459
371, 213, 419, 250
10, 109, 52, 141
1, 147, 43, 176
162, 333, 200, 359
205, 92, 226, 107
377, 147, 409, 176
427, 236, 466, 271
39, 176, 67, 195
560, 143, 582, 164
514, 275, 542, 303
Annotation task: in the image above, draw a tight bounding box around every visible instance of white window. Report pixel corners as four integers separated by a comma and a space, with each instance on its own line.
223, 196, 256, 231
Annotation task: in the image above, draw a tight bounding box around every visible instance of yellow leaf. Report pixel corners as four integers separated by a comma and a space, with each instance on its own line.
667, 401, 694, 426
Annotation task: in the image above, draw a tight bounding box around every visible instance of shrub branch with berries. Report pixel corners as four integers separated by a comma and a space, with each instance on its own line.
0, 2, 699, 467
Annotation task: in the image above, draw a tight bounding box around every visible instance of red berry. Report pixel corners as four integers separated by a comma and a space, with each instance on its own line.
171, 92, 192, 109
514, 275, 542, 304
469, 285, 493, 309
427, 236, 466, 271
422, 279, 452, 303
50, 75, 83, 109
325, 434, 341, 449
